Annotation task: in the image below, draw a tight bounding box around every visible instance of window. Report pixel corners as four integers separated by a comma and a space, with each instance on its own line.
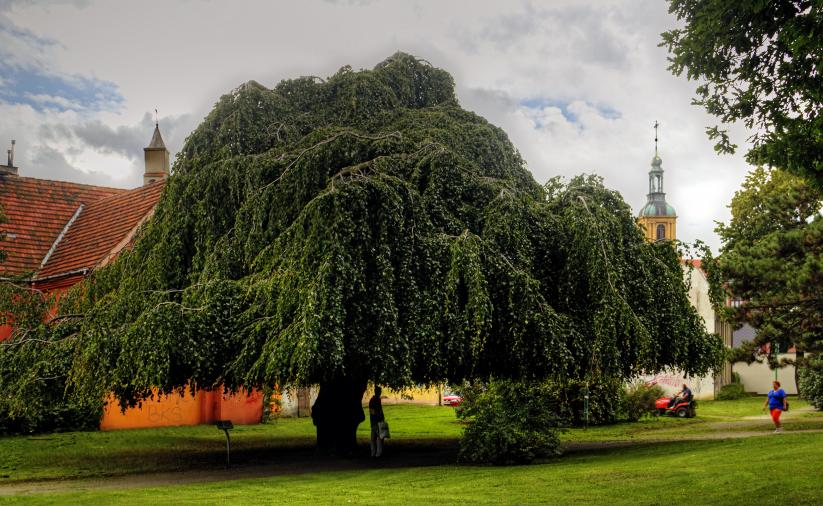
656, 224, 666, 240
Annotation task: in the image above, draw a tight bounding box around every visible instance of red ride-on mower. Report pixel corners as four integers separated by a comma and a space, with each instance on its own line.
655, 397, 697, 418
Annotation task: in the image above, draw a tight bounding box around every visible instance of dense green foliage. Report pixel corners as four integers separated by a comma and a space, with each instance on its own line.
547, 378, 623, 426
0, 336, 101, 434
620, 382, 665, 422
0, 286, 101, 433
662, 0, 822, 188
0, 54, 722, 432
456, 380, 562, 465
706, 167, 823, 379
716, 383, 747, 401
798, 359, 823, 410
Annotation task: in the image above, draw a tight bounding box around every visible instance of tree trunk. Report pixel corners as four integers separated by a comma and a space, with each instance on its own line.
311, 376, 367, 456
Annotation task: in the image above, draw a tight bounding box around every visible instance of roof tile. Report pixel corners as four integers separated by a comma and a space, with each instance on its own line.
1, 176, 124, 276
37, 180, 166, 278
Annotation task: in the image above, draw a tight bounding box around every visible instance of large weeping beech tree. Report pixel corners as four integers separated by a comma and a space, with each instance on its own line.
0, 53, 722, 447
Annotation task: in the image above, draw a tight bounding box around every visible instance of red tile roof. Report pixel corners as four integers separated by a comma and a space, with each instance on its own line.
37, 180, 166, 279
0, 175, 124, 277
681, 258, 705, 274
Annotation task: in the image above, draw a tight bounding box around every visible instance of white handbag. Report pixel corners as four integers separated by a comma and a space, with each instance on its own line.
378, 421, 390, 439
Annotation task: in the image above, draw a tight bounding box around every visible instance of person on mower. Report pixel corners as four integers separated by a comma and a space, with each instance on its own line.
668, 383, 692, 408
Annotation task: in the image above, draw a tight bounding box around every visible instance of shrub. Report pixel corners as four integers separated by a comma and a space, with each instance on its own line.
731, 371, 742, 384
544, 378, 623, 426
0, 389, 101, 435
261, 385, 282, 423
798, 359, 823, 410
456, 380, 562, 465
620, 382, 665, 422
716, 383, 747, 401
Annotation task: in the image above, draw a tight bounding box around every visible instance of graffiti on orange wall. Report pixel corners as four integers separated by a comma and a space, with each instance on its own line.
145, 397, 189, 425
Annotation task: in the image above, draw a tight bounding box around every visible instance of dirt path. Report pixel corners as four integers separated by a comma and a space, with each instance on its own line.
2, 425, 821, 497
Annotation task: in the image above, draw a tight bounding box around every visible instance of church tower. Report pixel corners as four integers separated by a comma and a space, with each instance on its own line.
143, 119, 169, 186
637, 122, 677, 242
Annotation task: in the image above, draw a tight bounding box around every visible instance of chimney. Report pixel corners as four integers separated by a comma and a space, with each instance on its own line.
1, 140, 18, 176
143, 123, 169, 185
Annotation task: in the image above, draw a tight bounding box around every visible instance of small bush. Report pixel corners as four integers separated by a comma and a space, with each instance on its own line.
731, 371, 742, 384
620, 382, 665, 422
716, 383, 747, 400
456, 380, 562, 465
544, 378, 623, 426
798, 359, 823, 410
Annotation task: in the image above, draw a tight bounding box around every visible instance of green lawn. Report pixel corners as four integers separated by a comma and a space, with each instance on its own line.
0, 404, 462, 483
562, 396, 823, 442
0, 399, 821, 504
2, 433, 821, 505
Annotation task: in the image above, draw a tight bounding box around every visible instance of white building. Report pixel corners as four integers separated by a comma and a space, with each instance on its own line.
731, 324, 798, 394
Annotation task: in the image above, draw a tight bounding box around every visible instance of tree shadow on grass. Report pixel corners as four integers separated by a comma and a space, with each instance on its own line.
3, 436, 461, 486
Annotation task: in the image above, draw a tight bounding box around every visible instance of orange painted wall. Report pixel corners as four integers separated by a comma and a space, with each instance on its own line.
100, 387, 263, 431
215, 389, 265, 425
3, 277, 266, 431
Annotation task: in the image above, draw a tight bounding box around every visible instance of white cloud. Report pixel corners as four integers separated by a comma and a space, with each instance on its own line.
23, 92, 81, 110
2, 0, 756, 251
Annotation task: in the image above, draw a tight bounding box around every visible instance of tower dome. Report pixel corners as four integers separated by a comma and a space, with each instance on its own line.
637, 122, 677, 241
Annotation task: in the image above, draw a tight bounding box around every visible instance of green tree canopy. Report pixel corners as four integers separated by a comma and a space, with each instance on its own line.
662, 0, 823, 188
0, 54, 722, 441
707, 166, 823, 371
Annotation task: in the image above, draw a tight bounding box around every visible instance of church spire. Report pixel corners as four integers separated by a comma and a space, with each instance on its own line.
637, 121, 677, 242
143, 116, 169, 186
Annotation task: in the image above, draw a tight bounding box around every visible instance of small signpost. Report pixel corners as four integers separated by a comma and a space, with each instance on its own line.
774, 342, 779, 381
216, 420, 234, 468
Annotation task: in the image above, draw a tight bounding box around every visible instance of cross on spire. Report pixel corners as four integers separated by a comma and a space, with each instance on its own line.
654, 120, 659, 155
154, 108, 159, 127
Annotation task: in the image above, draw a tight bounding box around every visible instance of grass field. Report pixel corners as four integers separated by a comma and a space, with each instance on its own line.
0, 397, 821, 504
0, 404, 462, 482
3, 434, 821, 505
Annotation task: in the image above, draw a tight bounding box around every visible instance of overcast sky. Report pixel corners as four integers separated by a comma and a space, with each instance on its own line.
0, 0, 754, 251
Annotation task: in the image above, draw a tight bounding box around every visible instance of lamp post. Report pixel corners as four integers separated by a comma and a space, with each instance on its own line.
774, 342, 779, 381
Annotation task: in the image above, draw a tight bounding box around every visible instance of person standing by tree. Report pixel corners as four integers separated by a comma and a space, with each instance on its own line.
369, 386, 385, 458
764, 381, 788, 433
